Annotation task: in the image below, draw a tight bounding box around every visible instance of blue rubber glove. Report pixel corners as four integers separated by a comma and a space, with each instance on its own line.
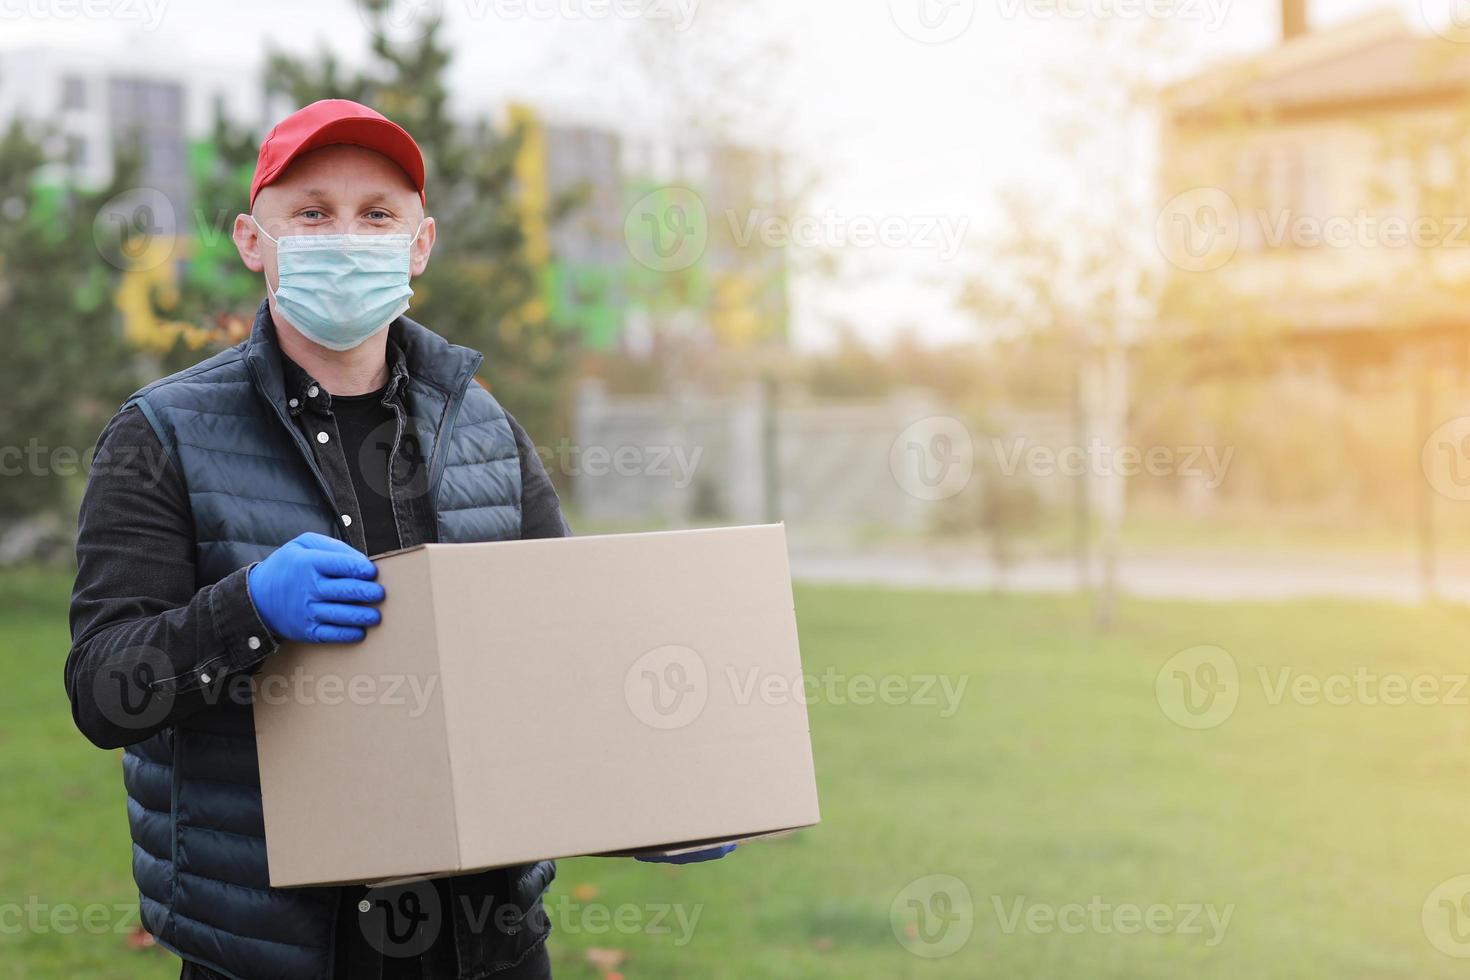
247, 532, 385, 644
637, 844, 738, 865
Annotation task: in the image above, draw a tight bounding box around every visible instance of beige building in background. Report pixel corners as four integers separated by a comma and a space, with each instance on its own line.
1159, 8, 1470, 356
1156, 3, 1470, 598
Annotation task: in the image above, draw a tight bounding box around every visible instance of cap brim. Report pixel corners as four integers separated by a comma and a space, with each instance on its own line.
252, 116, 426, 205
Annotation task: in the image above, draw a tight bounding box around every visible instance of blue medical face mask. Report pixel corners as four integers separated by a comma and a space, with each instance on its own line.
252, 217, 425, 352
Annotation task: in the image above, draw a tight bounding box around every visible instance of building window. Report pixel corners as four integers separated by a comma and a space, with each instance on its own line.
149, 141, 184, 180
1236, 144, 1317, 253
61, 75, 86, 111
65, 135, 87, 168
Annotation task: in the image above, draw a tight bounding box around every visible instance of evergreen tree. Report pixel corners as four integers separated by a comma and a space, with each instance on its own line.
0, 121, 135, 529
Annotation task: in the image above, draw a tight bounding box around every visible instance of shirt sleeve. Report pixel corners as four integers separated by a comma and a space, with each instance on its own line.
504, 410, 572, 540
65, 405, 280, 750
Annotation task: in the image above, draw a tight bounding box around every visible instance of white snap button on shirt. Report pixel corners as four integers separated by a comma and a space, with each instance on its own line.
307, 385, 320, 398
288, 398, 300, 409
341, 514, 353, 528
247, 636, 262, 651
317, 431, 330, 444
200, 672, 212, 685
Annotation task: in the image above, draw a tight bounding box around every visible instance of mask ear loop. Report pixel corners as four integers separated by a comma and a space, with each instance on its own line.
250, 215, 282, 300
249, 214, 280, 247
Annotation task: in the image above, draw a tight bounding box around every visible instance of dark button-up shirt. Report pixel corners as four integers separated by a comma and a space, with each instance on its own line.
279, 340, 434, 557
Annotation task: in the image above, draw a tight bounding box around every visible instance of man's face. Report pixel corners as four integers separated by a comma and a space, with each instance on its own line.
233, 143, 435, 294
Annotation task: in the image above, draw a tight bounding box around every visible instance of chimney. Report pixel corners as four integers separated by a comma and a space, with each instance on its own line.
1282, 0, 1308, 42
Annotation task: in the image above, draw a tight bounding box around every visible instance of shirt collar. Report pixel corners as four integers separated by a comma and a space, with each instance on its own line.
282, 339, 411, 417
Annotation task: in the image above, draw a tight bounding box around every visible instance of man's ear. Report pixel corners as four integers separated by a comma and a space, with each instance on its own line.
233, 214, 265, 273
410, 217, 436, 277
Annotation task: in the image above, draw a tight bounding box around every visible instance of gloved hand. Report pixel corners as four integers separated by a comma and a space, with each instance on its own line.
637, 844, 738, 865
247, 532, 385, 644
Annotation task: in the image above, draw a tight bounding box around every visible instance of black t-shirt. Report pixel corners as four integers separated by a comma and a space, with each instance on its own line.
329, 385, 403, 558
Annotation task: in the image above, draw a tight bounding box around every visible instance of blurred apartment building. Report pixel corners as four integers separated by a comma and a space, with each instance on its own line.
0, 48, 280, 350
1158, 1, 1470, 370
0, 47, 788, 358
0, 47, 270, 226
511, 104, 789, 355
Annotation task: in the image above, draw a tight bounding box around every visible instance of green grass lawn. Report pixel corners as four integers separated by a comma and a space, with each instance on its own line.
7, 567, 1470, 978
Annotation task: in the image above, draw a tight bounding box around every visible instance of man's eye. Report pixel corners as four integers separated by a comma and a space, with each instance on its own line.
366, 210, 390, 221
301, 209, 326, 220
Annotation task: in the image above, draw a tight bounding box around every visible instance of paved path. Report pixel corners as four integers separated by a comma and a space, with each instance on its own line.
788, 548, 1470, 604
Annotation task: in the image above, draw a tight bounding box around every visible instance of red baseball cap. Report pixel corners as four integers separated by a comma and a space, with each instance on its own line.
250, 99, 426, 207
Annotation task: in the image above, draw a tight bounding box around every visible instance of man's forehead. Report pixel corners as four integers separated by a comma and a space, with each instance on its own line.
257, 144, 419, 206
275, 186, 403, 204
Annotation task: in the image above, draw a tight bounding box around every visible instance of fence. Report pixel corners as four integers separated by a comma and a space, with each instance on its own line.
569, 380, 1075, 536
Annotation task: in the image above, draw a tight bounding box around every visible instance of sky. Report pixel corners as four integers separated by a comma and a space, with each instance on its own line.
0, 0, 1459, 349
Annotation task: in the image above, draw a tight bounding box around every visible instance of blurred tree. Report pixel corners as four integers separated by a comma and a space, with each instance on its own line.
935, 456, 1044, 585
143, 101, 264, 376
957, 17, 1265, 627
612, 0, 807, 385
0, 121, 136, 538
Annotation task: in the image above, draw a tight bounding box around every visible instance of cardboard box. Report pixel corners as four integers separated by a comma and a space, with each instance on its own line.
252, 524, 820, 888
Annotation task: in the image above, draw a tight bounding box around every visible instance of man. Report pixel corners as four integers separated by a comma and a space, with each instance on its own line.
65, 99, 730, 980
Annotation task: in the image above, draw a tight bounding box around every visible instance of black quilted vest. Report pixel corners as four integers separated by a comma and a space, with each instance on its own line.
120, 304, 555, 979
